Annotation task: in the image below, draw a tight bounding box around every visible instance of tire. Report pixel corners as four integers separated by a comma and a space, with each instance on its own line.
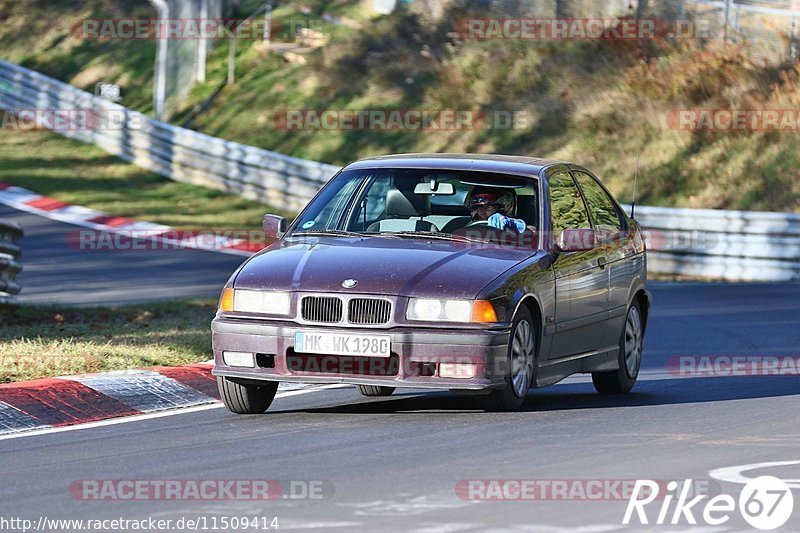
476, 306, 536, 412
217, 377, 278, 414
356, 385, 396, 397
592, 300, 644, 394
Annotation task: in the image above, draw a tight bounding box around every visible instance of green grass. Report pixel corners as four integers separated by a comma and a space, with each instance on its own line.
0, 129, 294, 232
0, 0, 329, 224
0, 299, 217, 382
185, 8, 800, 212
0, 0, 364, 119
1, 0, 798, 214
0, 0, 159, 113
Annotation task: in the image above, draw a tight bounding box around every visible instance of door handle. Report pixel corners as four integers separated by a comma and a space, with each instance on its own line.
597, 256, 607, 269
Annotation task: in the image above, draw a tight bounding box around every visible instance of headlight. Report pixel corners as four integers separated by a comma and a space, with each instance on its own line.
219, 288, 291, 316
407, 298, 473, 323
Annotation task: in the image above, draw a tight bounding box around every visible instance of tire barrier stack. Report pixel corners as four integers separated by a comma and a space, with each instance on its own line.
0, 219, 23, 306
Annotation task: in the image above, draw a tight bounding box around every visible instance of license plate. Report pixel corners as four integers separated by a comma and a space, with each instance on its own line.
294, 331, 391, 357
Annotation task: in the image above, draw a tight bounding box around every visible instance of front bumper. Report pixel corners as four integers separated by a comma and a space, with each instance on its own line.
211, 317, 510, 390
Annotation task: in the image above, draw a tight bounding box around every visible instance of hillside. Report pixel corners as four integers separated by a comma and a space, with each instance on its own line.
1, 0, 798, 212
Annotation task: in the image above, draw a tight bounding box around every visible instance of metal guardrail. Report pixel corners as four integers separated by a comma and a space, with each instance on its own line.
0, 60, 798, 281
0, 60, 340, 214
0, 219, 23, 306
632, 205, 800, 281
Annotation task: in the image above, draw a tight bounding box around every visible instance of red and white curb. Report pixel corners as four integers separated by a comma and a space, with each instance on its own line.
0, 364, 219, 435
0, 363, 322, 436
0, 181, 262, 257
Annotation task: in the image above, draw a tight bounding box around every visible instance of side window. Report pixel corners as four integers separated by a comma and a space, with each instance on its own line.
549, 171, 591, 237
573, 171, 623, 242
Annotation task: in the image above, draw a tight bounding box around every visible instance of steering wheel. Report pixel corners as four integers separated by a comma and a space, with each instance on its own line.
465, 220, 490, 228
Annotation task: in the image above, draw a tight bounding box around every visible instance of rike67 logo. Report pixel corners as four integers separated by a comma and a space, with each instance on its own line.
624, 476, 794, 530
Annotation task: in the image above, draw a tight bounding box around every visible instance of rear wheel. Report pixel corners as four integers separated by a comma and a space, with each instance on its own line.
356, 385, 395, 397
476, 306, 536, 412
217, 377, 278, 414
592, 300, 643, 394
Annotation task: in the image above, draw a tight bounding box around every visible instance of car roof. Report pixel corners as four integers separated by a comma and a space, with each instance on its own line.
342, 153, 569, 178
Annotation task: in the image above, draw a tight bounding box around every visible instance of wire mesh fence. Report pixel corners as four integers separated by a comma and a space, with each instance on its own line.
682, 0, 800, 62
478, 0, 800, 63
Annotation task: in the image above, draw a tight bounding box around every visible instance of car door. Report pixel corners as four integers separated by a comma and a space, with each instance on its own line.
548, 169, 610, 359
572, 170, 633, 349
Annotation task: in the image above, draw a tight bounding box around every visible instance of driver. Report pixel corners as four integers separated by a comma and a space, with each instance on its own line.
469, 187, 526, 233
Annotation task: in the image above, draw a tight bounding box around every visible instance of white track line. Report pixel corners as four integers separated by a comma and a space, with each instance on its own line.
0, 385, 346, 442
710, 460, 800, 488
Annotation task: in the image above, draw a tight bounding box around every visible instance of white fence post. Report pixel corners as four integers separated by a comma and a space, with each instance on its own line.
148, 0, 169, 120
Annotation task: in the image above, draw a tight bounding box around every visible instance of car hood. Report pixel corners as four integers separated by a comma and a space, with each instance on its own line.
233, 236, 538, 299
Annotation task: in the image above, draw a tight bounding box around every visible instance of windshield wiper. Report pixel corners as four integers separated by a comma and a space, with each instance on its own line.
382, 231, 480, 243
292, 229, 368, 238
292, 229, 480, 243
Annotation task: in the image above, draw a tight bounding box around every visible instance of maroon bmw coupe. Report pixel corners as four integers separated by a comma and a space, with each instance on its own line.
212, 154, 651, 412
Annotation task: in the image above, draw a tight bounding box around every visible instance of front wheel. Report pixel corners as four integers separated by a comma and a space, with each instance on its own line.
217, 377, 278, 414
357, 385, 395, 397
592, 300, 644, 394
476, 306, 536, 412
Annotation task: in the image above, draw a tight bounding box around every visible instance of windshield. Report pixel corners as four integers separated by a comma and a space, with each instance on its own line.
288, 168, 540, 248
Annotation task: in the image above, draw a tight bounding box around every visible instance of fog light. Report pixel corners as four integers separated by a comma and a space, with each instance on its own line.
440, 363, 477, 379
223, 351, 255, 368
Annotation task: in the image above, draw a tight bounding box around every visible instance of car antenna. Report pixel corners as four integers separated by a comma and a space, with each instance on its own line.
631, 154, 640, 219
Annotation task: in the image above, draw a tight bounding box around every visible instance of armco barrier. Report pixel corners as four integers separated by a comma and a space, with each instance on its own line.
0, 60, 339, 214
631, 205, 800, 281
0, 219, 23, 306
0, 60, 798, 281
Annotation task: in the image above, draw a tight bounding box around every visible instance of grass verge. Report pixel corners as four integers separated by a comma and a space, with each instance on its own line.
0, 299, 217, 383
0, 129, 295, 232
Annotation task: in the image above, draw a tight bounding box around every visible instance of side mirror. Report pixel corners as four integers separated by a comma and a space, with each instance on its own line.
557, 228, 596, 252
263, 214, 287, 239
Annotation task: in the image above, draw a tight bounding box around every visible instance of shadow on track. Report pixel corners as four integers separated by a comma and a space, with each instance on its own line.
271, 375, 799, 415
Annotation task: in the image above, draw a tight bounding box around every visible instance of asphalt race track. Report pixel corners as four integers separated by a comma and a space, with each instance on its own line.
1, 201, 799, 530
0, 204, 245, 306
